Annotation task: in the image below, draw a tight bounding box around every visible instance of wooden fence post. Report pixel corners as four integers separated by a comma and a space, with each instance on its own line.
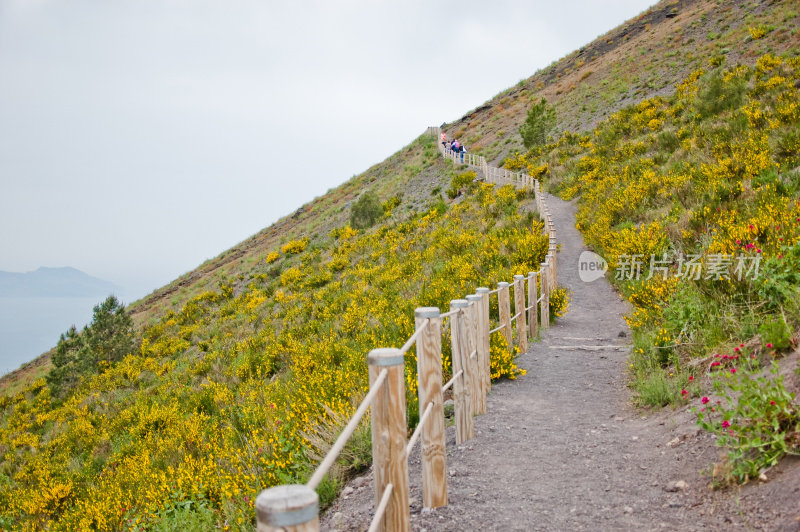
449, 300, 474, 444
256, 485, 319, 532
414, 308, 447, 509
463, 297, 480, 416
497, 282, 512, 349
475, 287, 491, 396
513, 275, 528, 353
540, 262, 550, 329
528, 271, 538, 339
368, 348, 410, 532
465, 295, 484, 415
550, 232, 557, 287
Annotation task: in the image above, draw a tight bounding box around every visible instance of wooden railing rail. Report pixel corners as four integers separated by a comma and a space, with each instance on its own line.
255, 126, 561, 531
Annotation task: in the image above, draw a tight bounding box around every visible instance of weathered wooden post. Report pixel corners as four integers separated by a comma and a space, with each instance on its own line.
256, 485, 319, 532
476, 287, 491, 396
536, 183, 542, 212
368, 348, 410, 532
513, 275, 528, 353
540, 261, 550, 329
414, 308, 448, 509
497, 282, 512, 349
550, 232, 558, 286
528, 271, 538, 339
466, 294, 484, 414
449, 300, 474, 443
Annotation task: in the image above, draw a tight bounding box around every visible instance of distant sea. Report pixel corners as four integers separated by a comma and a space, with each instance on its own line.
0, 296, 100, 376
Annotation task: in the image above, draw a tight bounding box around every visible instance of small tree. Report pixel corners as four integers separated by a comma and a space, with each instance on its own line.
47, 295, 134, 397
350, 191, 382, 229
519, 97, 556, 150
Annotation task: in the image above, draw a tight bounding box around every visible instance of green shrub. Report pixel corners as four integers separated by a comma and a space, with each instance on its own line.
694, 69, 747, 118
519, 97, 556, 149
757, 244, 800, 309
430, 198, 448, 215
656, 130, 680, 153
151, 499, 217, 531
350, 191, 382, 229
697, 361, 800, 484
759, 316, 791, 350
634, 368, 675, 407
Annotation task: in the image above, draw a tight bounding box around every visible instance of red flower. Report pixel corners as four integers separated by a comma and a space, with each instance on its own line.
730, 368, 737, 374
766, 343, 773, 348
688, 375, 694, 381
711, 361, 721, 367
769, 400, 776, 406
701, 396, 710, 404
722, 420, 731, 428
681, 389, 688, 396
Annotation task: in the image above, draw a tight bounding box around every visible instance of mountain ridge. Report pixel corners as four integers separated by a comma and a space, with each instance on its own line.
0, 266, 120, 298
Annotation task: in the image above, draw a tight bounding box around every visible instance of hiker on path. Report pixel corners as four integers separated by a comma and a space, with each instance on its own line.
459, 143, 466, 163
441, 131, 447, 148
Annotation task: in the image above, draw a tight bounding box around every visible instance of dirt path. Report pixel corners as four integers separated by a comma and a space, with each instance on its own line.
323, 195, 800, 531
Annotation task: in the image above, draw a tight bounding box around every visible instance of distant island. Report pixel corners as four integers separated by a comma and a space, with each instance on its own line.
0, 267, 120, 298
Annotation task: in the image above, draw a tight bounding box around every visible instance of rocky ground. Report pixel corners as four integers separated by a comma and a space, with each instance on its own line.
321, 194, 800, 531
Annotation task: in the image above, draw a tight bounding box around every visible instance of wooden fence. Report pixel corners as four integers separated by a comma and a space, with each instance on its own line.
255, 127, 558, 532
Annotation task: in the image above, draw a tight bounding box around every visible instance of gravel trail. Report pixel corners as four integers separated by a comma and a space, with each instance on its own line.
323, 194, 800, 531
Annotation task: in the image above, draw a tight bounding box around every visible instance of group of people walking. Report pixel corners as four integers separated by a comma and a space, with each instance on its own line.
441, 132, 466, 162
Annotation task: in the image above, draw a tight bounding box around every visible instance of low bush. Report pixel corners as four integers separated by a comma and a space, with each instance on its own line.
349, 191, 383, 229
697, 359, 800, 484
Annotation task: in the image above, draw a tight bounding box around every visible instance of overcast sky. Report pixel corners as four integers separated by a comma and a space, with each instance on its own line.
0, 0, 655, 299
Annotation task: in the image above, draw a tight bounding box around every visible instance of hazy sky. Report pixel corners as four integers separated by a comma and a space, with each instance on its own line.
0, 0, 655, 299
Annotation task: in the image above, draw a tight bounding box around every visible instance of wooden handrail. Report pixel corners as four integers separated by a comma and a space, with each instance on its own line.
368, 483, 395, 532
255, 125, 561, 532
406, 401, 434, 455
398, 318, 428, 355
442, 369, 463, 393
306, 368, 388, 490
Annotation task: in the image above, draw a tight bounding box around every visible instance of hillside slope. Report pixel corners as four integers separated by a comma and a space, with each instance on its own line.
3, 0, 795, 390
445, 0, 798, 164
1, 0, 798, 528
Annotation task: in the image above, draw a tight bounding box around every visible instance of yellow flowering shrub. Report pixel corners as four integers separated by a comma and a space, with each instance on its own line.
514, 52, 800, 382
0, 181, 551, 530
280, 238, 308, 254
